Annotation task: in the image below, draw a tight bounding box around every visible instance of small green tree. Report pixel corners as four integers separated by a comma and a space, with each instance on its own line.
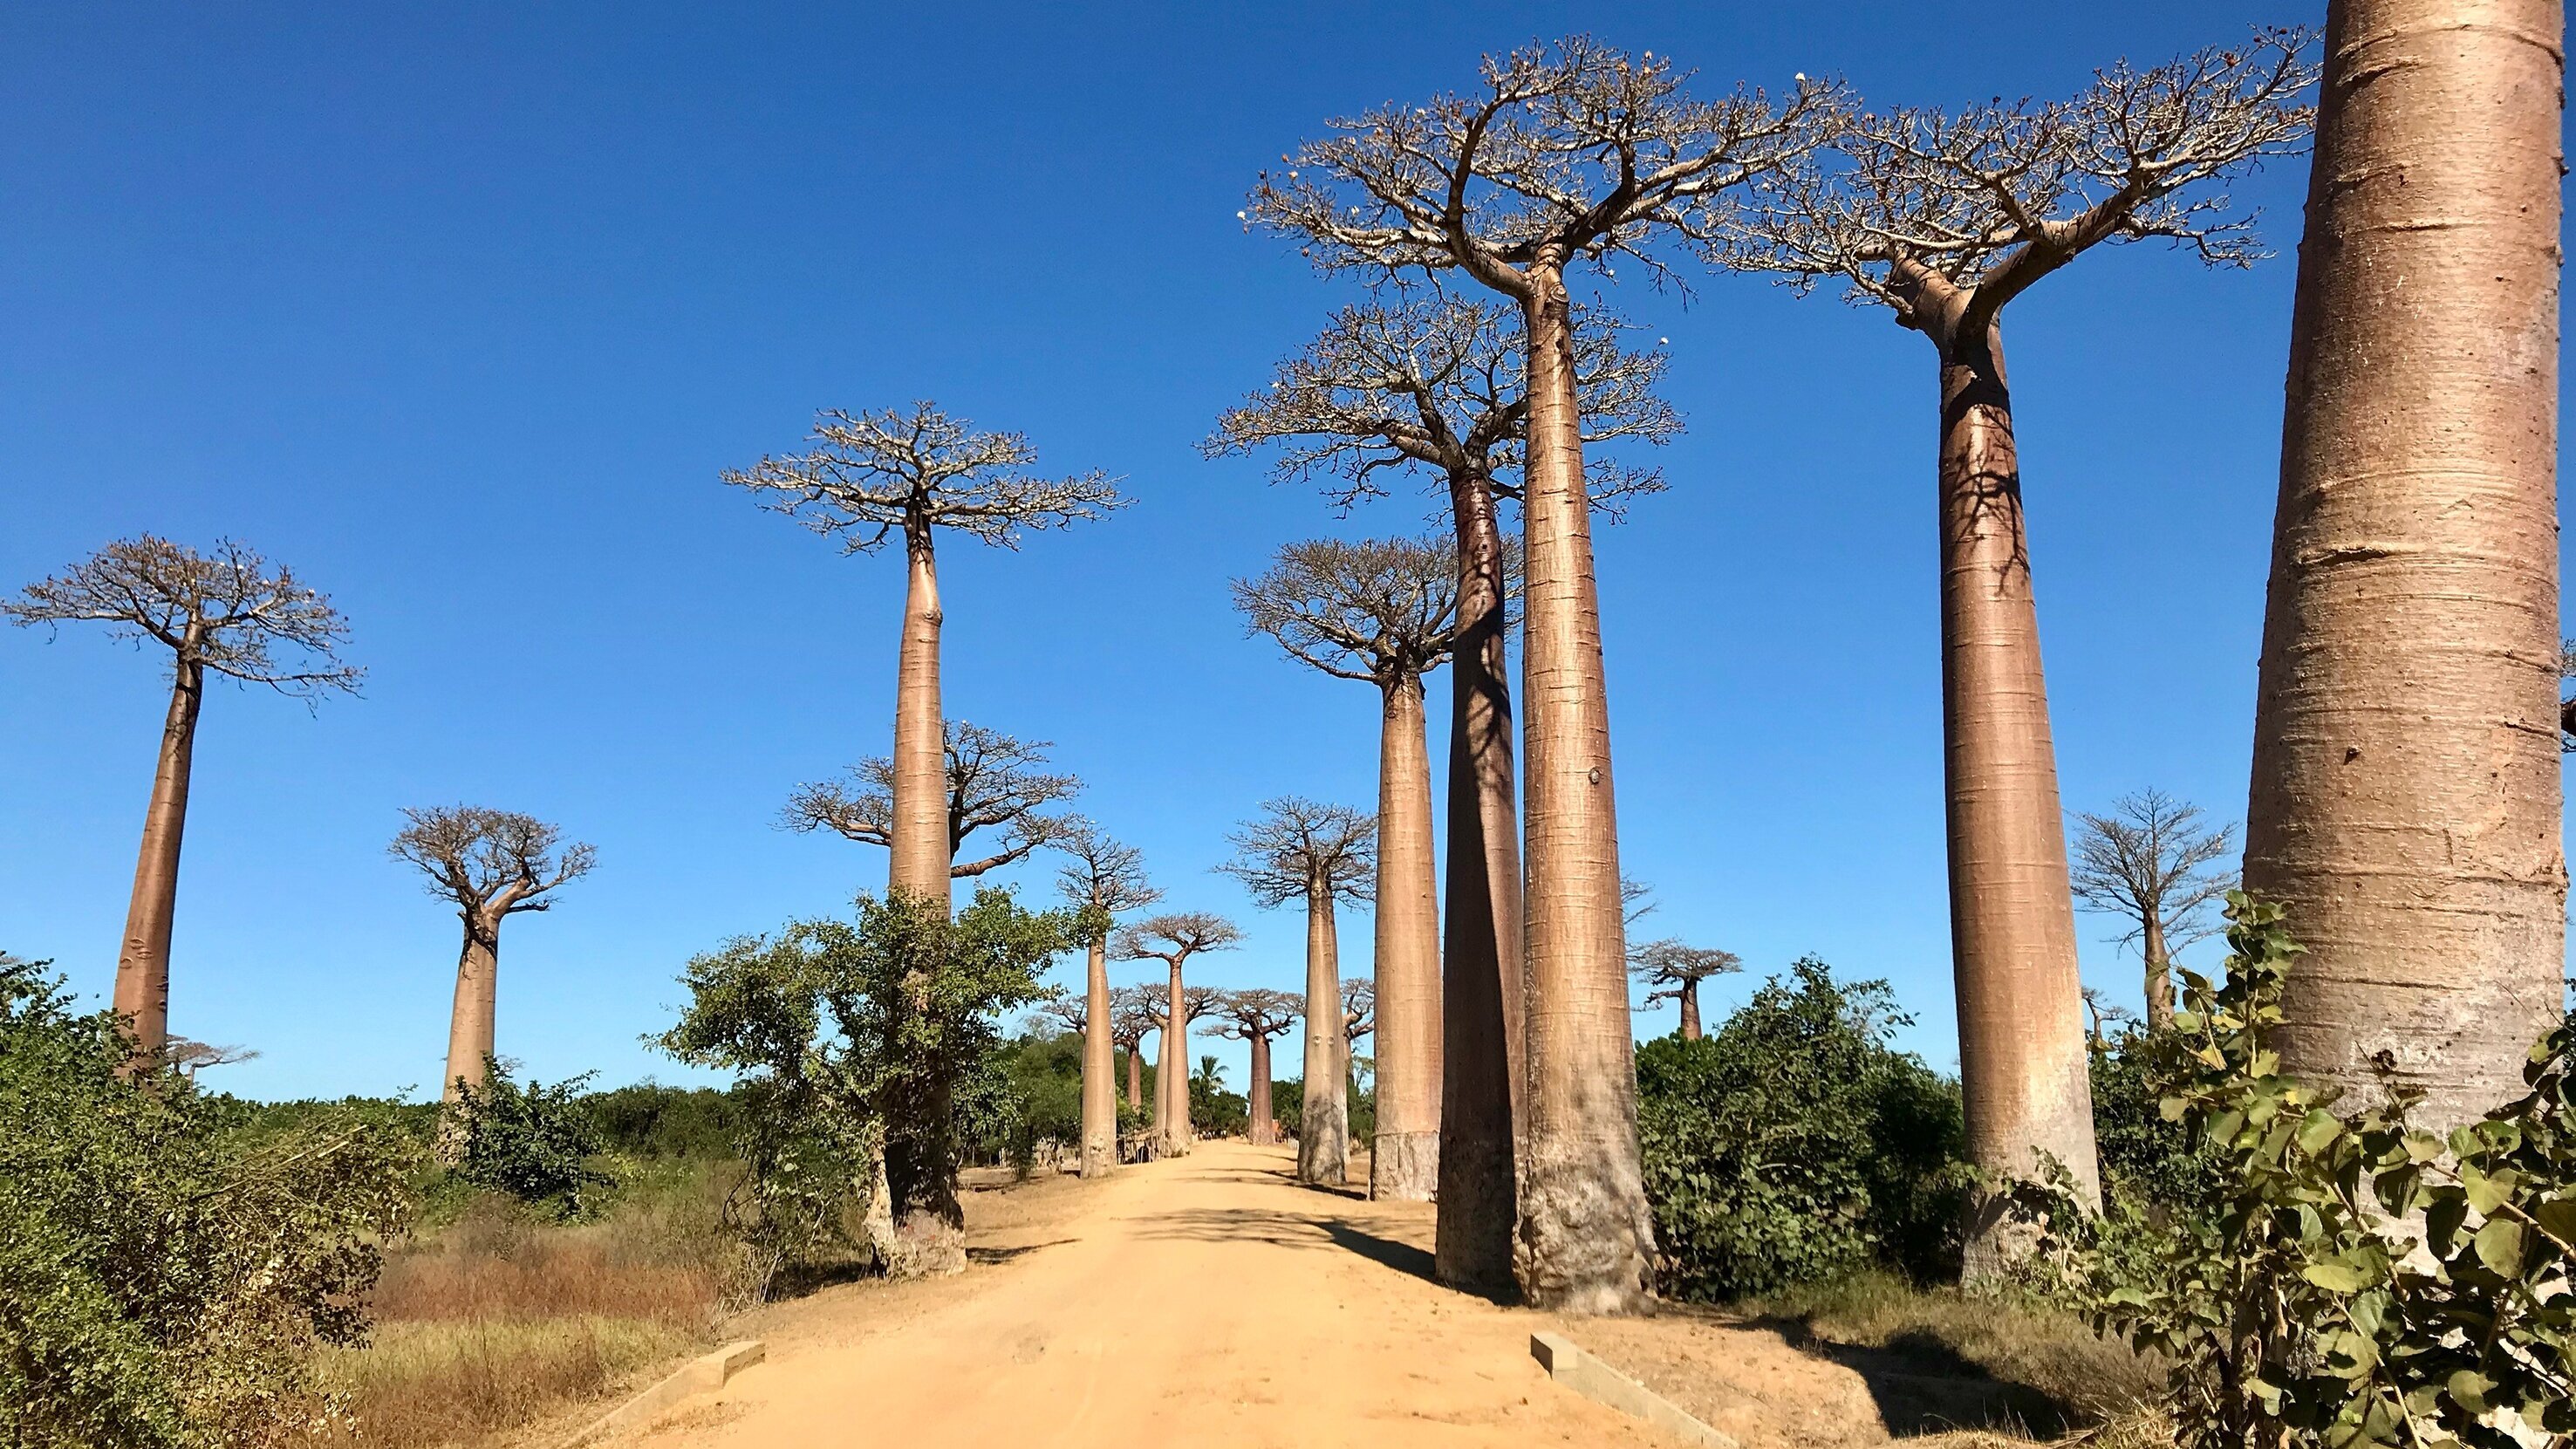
446, 1057, 615, 1219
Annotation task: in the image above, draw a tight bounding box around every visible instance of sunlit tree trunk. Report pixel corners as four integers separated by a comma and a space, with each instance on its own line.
2140, 916, 2175, 1034
2246, 0, 2566, 1133
1678, 982, 1703, 1042
441, 911, 502, 1103
1158, 962, 1192, 1157
1298, 878, 1350, 1184
1932, 319, 2101, 1276
1249, 1033, 1275, 1145
1513, 265, 1653, 1315
1125, 1046, 1143, 1111
1080, 931, 1117, 1177
1438, 462, 1524, 1291
113, 650, 203, 1069
890, 514, 952, 906
1373, 673, 1443, 1200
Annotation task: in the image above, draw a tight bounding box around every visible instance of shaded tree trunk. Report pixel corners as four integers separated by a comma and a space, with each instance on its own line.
1513, 265, 1653, 1315
1124, 1045, 1142, 1111
1158, 962, 1192, 1157
1930, 318, 2101, 1276
1373, 673, 1443, 1201
1249, 1033, 1275, 1145
882, 1022, 966, 1278
1298, 880, 1350, 1184
2246, 0, 2566, 1134
114, 653, 203, 1069
1080, 933, 1117, 1177
1438, 461, 1525, 1292
2141, 916, 2175, 1034
1678, 981, 1703, 1042
890, 514, 951, 906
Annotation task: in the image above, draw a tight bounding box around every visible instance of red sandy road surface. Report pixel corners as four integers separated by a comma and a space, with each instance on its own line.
611, 1139, 1674, 1448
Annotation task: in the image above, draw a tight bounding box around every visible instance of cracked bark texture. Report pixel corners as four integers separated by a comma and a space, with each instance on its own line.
2246, 0, 2567, 1131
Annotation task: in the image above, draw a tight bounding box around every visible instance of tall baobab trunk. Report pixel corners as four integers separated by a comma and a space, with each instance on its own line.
2140, 916, 2174, 1034
890, 514, 952, 906
1678, 982, 1703, 1042
1298, 878, 1350, 1184
1933, 318, 2101, 1275
1080, 932, 1117, 1177
1373, 673, 1443, 1201
1438, 462, 1524, 1291
1249, 1032, 1275, 1145
114, 651, 203, 1068
441, 910, 502, 1102
2246, 0, 2566, 1133
1513, 266, 1653, 1315
1124, 1046, 1143, 1111
1158, 965, 1192, 1157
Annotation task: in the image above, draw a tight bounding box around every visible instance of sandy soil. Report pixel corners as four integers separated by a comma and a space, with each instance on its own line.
601, 1141, 1682, 1448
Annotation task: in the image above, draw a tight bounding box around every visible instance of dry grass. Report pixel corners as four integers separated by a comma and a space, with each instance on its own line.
318, 1316, 697, 1447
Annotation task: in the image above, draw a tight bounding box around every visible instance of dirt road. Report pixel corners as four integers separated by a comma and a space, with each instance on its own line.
614, 1140, 1677, 1447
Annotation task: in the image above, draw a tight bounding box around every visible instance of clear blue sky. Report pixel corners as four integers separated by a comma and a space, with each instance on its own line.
6, 1, 2544, 1104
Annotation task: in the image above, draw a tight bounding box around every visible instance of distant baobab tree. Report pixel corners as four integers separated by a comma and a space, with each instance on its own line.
165, 1038, 260, 1081
1222, 798, 1375, 1186
1211, 988, 1302, 1145
1341, 975, 1376, 1095
4, 536, 361, 1069
786, 721, 1082, 878
1250, 38, 1839, 1312
2245, 3, 2565, 1138
1210, 297, 1677, 1282
388, 806, 597, 1113
1233, 537, 1457, 1201
1026, 986, 1088, 1039
1110, 984, 1156, 1112
2079, 988, 2137, 1052
1630, 940, 1742, 1041
2068, 789, 2235, 1033
1732, 33, 2314, 1271
1115, 915, 1241, 1158
1053, 819, 1160, 1177
725, 404, 1123, 908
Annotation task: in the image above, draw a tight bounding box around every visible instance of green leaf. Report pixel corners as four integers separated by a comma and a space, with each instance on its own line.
2531, 1197, 2576, 1246
2304, 1260, 2372, 1292
2298, 1108, 2344, 1156
2462, 1165, 2516, 1215
2473, 1218, 2527, 1276
2426, 1194, 2470, 1254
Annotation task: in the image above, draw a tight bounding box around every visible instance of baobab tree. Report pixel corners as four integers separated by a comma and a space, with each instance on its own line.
1630, 939, 1741, 1041
725, 404, 1123, 908
1138, 981, 1222, 1152
1341, 975, 1377, 1102
1053, 819, 1160, 1177
1252, 39, 1840, 1312
2067, 789, 2234, 1032
1731, 34, 2315, 1268
786, 721, 1082, 878
1211, 988, 1302, 1145
1210, 297, 1678, 1282
1233, 538, 1456, 1200
1026, 986, 1088, 1039
2245, 0, 2565, 1134
165, 1039, 259, 1081
1220, 798, 1374, 1186
4, 536, 361, 1067
1110, 984, 1156, 1113
1114, 914, 1241, 1157
388, 806, 596, 1118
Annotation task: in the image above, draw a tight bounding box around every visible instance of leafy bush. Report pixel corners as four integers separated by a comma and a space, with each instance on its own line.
1268, 1072, 1368, 1143
2089, 1021, 2228, 1216
1189, 1055, 1248, 1138
583, 1083, 741, 1160
0, 954, 420, 1447
448, 1060, 616, 1219
1636, 956, 1971, 1300
2043, 895, 2576, 1449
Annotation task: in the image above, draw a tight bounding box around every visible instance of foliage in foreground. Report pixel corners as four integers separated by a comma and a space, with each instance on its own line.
1636, 956, 1971, 1299
0, 955, 421, 1448
2040, 896, 2576, 1449
447, 1059, 617, 1220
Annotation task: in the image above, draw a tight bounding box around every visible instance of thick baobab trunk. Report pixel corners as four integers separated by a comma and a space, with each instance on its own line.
114, 654, 203, 1068
1297, 880, 1350, 1185
2141, 916, 2175, 1034
1678, 981, 1703, 1042
441, 912, 503, 1102
1249, 1032, 1275, 1145
1124, 1045, 1143, 1111
2246, 0, 2566, 1133
1438, 462, 1525, 1291
1080, 933, 1117, 1177
1372, 673, 1443, 1201
1931, 320, 2101, 1276
1158, 964, 1192, 1157
1513, 267, 1653, 1315
889, 516, 951, 907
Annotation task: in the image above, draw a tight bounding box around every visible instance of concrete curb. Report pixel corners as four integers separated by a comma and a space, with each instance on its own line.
561, 1338, 765, 1446
1530, 1331, 1739, 1448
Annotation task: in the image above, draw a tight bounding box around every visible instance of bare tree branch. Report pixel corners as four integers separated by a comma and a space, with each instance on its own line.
1208, 988, 1305, 1042
1050, 817, 1162, 922
389, 806, 597, 919
1340, 976, 1376, 1043
2068, 788, 2237, 954
1233, 537, 1465, 688
1112, 912, 1247, 974
4, 535, 364, 700
1218, 797, 1377, 908
783, 721, 1082, 878
1627, 939, 1743, 1004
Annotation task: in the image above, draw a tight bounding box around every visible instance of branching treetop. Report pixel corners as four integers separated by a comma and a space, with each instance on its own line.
1341, 977, 1376, 1042
2068, 788, 2237, 953
1025, 986, 1089, 1038
1629, 939, 1744, 1004
1139, 981, 1222, 1029
1108, 984, 1158, 1050
1234, 537, 1463, 689
1205, 298, 1679, 514
1112, 912, 1247, 970
1727, 31, 2316, 342
1052, 817, 1162, 929
1209, 988, 1305, 1041
722, 402, 1126, 552
1220, 797, 1377, 907
1248, 37, 1845, 297
784, 721, 1082, 878
389, 806, 598, 919
4, 536, 363, 698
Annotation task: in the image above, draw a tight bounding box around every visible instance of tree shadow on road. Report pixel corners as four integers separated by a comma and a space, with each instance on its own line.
967, 1239, 1075, 1267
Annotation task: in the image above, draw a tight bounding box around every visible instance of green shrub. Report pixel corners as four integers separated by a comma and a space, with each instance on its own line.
1189, 1055, 1248, 1138
582, 1083, 741, 1160
1636, 956, 1971, 1300
448, 1060, 616, 1219
0, 954, 420, 1447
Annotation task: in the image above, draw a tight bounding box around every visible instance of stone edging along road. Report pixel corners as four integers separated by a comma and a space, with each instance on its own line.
1530, 1330, 1739, 1449
561, 1338, 766, 1446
